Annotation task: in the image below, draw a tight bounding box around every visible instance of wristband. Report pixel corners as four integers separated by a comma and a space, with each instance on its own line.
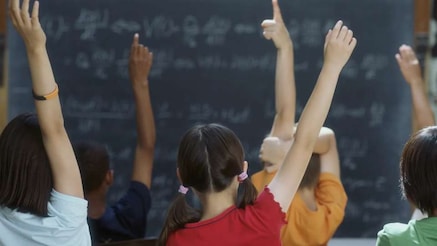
32, 84, 59, 101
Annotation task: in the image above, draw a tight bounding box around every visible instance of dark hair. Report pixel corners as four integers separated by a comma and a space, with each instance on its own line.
73, 141, 110, 194
400, 127, 437, 216
0, 113, 53, 216
299, 153, 321, 189
158, 124, 258, 245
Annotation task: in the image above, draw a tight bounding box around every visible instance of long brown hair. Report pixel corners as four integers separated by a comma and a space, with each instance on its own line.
0, 113, 53, 216
157, 124, 258, 245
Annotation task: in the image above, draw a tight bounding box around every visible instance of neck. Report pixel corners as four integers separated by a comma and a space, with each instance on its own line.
199, 189, 236, 221
298, 187, 317, 211
86, 191, 107, 219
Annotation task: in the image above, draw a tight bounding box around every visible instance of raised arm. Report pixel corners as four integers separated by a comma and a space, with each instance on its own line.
268, 21, 356, 212
396, 45, 435, 130
396, 45, 434, 219
262, 0, 295, 140
129, 34, 156, 189
9, 0, 83, 198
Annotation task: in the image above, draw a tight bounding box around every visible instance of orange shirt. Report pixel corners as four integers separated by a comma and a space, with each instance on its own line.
251, 170, 347, 246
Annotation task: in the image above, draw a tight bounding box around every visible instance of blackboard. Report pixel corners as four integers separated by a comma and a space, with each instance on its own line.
7, 0, 413, 238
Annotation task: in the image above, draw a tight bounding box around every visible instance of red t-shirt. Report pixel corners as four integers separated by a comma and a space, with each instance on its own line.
167, 188, 286, 246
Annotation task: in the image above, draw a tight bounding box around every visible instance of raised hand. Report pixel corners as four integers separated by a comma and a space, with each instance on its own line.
261, 0, 292, 50
395, 45, 422, 85
9, 0, 46, 51
129, 33, 153, 88
323, 21, 357, 71
128, 33, 156, 189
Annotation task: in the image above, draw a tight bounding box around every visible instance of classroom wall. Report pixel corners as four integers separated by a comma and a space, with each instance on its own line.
0, 0, 7, 131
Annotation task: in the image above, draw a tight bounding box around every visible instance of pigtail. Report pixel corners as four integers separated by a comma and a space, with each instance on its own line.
157, 193, 200, 246
237, 178, 258, 208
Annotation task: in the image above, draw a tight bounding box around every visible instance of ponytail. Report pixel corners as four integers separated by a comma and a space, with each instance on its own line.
157, 193, 200, 246
237, 178, 258, 208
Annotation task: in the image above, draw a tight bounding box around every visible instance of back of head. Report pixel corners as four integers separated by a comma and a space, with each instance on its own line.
299, 153, 321, 190
73, 141, 110, 195
178, 123, 245, 193
0, 113, 53, 216
158, 123, 258, 245
401, 126, 437, 216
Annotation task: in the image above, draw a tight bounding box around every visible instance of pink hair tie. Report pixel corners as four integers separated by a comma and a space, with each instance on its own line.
178, 185, 189, 195
238, 171, 248, 183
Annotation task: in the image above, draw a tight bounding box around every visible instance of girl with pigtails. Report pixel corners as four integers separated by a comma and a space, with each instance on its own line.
158, 0, 357, 245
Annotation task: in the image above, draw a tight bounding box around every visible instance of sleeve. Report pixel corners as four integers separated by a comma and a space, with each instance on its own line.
316, 173, 348, 207
48, 189, 88, 228
376, 228, 392, 246
106, 181, 152, 238
243, 187, 286, 234
314, 173, 348, 237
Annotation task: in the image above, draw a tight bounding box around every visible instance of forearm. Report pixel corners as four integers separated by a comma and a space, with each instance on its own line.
410, 81, 435, 129
271, 44, 295, 139
294, 65, 339, 147
27, 47, 64, 135
131, 86, 155, 187
278, 67, 339, 187
133, 86, 156, 150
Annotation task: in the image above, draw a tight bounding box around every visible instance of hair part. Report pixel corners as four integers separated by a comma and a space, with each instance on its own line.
158, 124, 258, 245
0, 113, 53, 216
299, 153, 321, 190
400, 126, 437, 215
73, 141, 110, 194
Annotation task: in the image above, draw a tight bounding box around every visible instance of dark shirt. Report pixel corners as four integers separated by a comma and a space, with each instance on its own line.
88, 181, 151, 244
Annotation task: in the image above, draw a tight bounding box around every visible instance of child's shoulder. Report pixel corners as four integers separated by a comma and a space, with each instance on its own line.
377, 221, 416, 244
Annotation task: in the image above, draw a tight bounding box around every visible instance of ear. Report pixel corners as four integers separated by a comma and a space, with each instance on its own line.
243, 161, 248, 172
105, 169, 114, 186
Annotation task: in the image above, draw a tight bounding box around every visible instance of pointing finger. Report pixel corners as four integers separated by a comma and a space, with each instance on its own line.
272, 0, 283, 23
132, 33, 139, 46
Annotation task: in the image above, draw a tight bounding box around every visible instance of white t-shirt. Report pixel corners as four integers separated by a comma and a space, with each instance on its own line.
0, 189, 91, 245
411, 208, 428, 220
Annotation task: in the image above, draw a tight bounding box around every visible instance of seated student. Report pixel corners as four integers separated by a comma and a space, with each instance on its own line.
376, 126, 437, 245
0, 0, 90, 245
254, 127, 346, 246
393, 45, 435, 221
376, 45, 437, 246
73, 34, 155, 244
156, 1, 357, 244
252, 1, 346, 244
